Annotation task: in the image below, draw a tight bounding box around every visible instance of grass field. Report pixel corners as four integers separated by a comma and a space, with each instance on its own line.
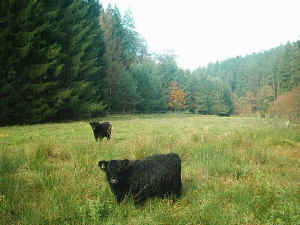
1, 114, 300, 225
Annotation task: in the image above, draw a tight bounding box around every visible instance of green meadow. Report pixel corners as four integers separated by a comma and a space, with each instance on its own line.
1, 114, 299, 225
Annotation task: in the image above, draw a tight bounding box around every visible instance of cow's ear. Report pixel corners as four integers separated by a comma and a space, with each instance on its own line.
121, 159, 130, 171
98, 161, 107, 171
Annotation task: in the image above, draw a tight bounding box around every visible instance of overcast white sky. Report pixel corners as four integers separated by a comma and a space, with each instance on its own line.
100, 0, 300, 70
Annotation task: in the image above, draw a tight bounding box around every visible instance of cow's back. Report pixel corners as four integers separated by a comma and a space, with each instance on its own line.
125, 153, 181, 196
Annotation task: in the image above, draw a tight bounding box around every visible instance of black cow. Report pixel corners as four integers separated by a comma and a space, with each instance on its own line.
89, 121, 112, 141
98, 153, 182, 204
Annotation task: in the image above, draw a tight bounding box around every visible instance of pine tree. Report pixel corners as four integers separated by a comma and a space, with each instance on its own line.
0, 0, 106, 124
114, 69, 140, 113
54, 0, 106, 120
99, 5, 143, 112
131, 61, 161, 113
0, 0, 64, 124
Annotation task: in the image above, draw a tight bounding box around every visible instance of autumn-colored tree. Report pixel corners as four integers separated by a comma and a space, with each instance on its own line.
268, 84, 300, 120
168, 81, 187, 111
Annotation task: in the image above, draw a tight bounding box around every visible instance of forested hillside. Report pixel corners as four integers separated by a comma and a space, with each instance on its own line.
193, 42, 300, 118
1, 0, 299, 125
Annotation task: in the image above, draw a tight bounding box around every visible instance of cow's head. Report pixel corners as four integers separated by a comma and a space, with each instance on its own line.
98, 159, 130, 185
89, 121, 98, 131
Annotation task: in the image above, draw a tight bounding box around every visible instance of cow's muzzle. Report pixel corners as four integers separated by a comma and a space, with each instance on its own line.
110, 178, 119, 184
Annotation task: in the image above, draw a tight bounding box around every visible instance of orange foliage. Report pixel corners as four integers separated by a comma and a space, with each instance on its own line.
268, 84, 300, 120
168, 81, 187, 111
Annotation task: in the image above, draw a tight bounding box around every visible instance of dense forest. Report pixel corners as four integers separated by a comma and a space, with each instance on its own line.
1, 0, 299, 125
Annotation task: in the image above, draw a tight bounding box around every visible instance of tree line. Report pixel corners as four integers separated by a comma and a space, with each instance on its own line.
197, 41, 300, 119
1, 0, 299, 125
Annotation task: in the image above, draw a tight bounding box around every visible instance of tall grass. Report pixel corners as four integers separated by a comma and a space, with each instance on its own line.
1, 114, 299, 224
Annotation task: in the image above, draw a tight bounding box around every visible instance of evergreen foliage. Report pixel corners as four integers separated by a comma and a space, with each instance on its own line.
0, 0, 106, 125
196, 41, 300, 117
129, 61, 162, 113
99, 5, 145, 112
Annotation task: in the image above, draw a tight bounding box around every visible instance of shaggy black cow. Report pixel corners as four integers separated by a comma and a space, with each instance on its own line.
89, 121, 112, 141
98, 153, 182, 204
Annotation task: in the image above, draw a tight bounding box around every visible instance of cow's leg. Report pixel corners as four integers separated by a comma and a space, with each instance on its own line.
172, 179, 182, 199
116, 193, 126, 204
104, 130, 111, 140
133, 184, 149, 204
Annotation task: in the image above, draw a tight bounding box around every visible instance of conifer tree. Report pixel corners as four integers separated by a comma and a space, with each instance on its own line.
54, 0, 106, 119
99, 5, 145, 112
0, 0, 64, 124
130, 61, 161, 113
0, 0, 106, 124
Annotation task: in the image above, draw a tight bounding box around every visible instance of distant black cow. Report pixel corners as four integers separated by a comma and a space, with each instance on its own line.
89, 121, 112, 141
217, 112, 230, 117
98, 153, 182, 204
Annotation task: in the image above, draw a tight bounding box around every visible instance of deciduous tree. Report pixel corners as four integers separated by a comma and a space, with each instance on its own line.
168, 81, 187, 111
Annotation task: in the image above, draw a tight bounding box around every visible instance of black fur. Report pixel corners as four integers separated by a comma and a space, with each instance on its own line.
89, 121, 112, 141
98, 153, 182, 204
